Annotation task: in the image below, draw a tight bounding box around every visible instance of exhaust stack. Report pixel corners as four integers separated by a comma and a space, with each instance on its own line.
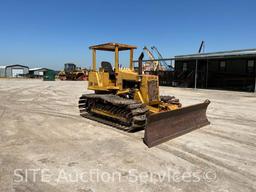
138, 52, 144, 75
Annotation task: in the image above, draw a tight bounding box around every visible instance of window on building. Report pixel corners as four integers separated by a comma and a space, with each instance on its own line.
247, 60, 254, 73
219, 61, 226, 72
183, 63, 187, 71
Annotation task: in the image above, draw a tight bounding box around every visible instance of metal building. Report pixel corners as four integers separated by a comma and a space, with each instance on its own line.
0, 66, 6, 77
0, 64, 29, 77
29, 68, 48, 78
174, 49, 256, 92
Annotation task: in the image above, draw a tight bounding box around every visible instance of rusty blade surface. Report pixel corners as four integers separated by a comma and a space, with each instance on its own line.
144, 100, 210, 148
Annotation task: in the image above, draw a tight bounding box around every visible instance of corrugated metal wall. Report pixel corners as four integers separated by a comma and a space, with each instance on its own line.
5, 66, 29, 77
174, 58, 256, 92
0, 68, 6, 77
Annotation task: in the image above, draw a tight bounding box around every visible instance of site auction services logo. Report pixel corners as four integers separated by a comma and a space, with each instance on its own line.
13, 168, 217, 184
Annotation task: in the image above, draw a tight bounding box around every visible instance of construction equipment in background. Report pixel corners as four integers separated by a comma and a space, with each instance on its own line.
151, 46, 174, 71
143, 46, 175, 86
78, 43, 210, 147
198, 41, 205, 53
172, 41, 206, 87
58, 63, 88, 80
143, 46, 164, 71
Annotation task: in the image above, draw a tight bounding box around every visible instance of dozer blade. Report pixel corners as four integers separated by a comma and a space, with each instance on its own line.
144, 100, 210, 148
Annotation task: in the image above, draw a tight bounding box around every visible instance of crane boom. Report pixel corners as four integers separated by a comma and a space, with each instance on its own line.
143, 46, 160, 71
151, 46, 174, 71
198, 41, 205, 53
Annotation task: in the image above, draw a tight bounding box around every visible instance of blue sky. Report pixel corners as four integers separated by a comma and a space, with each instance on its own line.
0, 0, 256, 70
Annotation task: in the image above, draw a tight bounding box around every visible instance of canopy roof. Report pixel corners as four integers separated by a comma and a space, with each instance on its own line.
89, 42, 137, 51
29, 68, 48, 71
175, 48, 256, 60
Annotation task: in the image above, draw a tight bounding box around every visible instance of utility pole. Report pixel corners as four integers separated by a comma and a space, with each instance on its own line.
194, 40, 205, 90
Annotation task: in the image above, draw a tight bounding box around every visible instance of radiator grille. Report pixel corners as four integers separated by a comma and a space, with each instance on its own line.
148, 80, 158, 102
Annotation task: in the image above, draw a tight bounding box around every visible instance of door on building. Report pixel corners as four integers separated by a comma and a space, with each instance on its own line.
197, 60, 207, 88
38, 71, 44, 76
12, 69, 24, 77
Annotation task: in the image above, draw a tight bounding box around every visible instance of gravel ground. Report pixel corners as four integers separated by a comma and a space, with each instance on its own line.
0, 79, 255, 192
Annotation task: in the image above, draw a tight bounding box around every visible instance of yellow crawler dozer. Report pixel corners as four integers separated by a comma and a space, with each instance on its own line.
79, 43, 210, 147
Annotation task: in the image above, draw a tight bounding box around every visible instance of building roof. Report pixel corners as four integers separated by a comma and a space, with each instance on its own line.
0, 66, 6, 69
175, 48, 256, 60
5, 64, 29, 68
29, 68, 48, 71
89, 42, 137, 51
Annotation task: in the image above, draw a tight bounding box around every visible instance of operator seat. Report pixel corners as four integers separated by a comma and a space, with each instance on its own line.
101, 61, 116, 80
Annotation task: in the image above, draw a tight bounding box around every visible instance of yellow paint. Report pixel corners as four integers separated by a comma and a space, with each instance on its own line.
115, 46, 119, 73
92, 49, 96, 71
87, 43, 181, 114
130, 49, 134, 70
